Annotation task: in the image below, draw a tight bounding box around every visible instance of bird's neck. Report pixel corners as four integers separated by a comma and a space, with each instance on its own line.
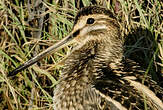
53, 40, 123, 109
61, 40, 123, 82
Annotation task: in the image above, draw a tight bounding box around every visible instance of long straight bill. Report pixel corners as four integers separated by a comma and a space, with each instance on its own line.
9, 31, 77, 76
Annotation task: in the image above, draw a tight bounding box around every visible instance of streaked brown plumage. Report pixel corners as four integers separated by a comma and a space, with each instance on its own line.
10, 6, 163, 110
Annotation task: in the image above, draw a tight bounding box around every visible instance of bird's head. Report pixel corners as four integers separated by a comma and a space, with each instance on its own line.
71, 6, 122, 46
9, 6, 123, 76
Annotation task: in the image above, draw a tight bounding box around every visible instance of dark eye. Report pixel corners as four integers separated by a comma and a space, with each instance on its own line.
86, 18, 95, 24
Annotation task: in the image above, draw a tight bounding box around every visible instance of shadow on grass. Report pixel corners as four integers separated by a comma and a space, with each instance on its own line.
124, 27, 162, 86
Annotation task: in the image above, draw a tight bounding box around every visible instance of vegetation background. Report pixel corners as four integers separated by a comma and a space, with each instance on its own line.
0, 0, 162, 109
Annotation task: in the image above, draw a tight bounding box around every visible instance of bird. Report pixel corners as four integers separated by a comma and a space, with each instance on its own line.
9, 6, 163, 110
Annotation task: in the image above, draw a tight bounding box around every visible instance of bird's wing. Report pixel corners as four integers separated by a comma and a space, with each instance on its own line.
93, 59, 163, 110
94, 77, 163, 110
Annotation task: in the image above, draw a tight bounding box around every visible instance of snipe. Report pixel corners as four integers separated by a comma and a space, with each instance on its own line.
10, 6, 163, 110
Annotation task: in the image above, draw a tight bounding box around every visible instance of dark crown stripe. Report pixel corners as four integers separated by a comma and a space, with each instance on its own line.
74, 6, 115, 26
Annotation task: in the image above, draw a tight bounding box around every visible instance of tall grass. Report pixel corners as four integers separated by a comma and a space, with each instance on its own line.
0, 0, 162, 109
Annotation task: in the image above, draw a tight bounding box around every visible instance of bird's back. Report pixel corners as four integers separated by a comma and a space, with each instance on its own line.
53, 40, 163, 110
94, 59, 163, 110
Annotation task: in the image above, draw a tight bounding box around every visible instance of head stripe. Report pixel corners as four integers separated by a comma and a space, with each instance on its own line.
74, 6, 116, 26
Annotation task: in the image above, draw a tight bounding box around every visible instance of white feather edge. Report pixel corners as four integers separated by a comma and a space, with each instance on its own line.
95, 89, 127, 110
123, 76, 163, 110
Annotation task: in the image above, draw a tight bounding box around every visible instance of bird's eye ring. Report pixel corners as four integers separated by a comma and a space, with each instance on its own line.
86, 18, 95, 24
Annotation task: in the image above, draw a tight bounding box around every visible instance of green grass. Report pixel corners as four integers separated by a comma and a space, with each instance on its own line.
0, 0, 162, 109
